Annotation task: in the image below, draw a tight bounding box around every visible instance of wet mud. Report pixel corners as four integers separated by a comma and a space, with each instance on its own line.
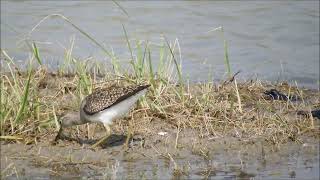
1, 125, 319, 179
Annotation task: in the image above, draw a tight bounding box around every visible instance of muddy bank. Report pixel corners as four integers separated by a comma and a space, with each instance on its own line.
1, 123, 319, 179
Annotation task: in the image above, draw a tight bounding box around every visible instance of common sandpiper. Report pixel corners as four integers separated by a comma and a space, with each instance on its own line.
55, 84, 150, 148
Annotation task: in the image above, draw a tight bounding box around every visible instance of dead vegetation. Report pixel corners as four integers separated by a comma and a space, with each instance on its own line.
1, 64, 319, 148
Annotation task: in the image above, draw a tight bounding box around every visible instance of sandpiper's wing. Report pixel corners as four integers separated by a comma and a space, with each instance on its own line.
83, 84, 150, 115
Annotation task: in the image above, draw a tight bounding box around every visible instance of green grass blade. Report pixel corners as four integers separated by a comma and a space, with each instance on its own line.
147, 48, 156, 88
32, 42, 42, 65
136, 40, 143, 78
26, 14, 113, 59
112, 0, 129, 17
122, 24, 134, 63
15, 66, 32, 123
0, 76, 3, 124
141, 42, 148, 78
122, 24, 138, 78
164, 37, 184, 100
224, 40, 231, 78
158, 41, 165, 76
164, 37, 182, 83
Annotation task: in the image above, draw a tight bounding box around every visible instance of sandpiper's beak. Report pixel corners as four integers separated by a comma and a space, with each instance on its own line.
53, 116, 64, 142
54, 125, 63, 142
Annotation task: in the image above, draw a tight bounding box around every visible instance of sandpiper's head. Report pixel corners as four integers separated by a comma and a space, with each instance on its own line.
59, 112, 83, 128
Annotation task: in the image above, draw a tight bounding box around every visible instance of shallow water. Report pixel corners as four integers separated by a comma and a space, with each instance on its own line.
1, 1, 319, 88
1, 136, 319, 179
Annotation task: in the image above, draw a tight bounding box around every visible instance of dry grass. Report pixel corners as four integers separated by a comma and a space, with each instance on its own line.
1, 59, 319, 147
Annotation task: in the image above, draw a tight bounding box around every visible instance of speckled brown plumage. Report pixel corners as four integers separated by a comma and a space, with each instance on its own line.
83, 84, 150, 115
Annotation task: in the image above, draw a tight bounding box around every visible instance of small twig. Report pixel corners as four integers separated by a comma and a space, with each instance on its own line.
175, 123, 181, 149
221, 70, 241, 86
234, 79, 242, 113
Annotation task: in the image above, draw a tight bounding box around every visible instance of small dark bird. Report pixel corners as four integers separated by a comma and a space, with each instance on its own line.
263, 89, 299, 101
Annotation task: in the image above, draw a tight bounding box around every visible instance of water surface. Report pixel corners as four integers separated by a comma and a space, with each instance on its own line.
1, 1, 319, 88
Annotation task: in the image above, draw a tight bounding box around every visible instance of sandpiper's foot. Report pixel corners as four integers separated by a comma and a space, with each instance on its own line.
91, 135, 110, 148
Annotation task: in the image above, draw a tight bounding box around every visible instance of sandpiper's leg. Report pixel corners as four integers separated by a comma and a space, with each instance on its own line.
123, 119, 134, 150
91, 124, 111, 148
124, 128, 132, 150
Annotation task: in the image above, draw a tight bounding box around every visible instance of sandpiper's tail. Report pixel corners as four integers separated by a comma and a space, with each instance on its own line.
136, 84, 151, 91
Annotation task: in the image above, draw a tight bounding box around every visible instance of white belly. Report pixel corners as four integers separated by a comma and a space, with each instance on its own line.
81, 89, 147, 125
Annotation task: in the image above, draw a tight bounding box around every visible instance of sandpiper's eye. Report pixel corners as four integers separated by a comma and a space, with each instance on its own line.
58, 116, 64, 123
